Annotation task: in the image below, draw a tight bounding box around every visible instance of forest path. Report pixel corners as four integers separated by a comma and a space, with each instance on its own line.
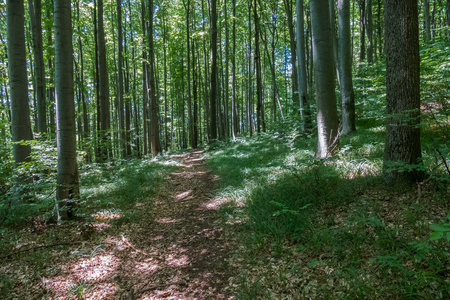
117, 150, 234, 299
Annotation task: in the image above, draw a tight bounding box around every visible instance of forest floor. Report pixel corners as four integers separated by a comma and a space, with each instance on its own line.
1, 150, 238, 299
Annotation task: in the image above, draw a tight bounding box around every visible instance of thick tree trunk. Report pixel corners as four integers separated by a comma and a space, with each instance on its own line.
7, 0, 33, 202
338, 0, 356, 134
311, 0, 340, 158
383, 0, 423, 185
54, 0, 79, 220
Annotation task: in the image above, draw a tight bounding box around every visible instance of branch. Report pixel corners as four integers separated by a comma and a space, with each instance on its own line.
0, 241, 85, 260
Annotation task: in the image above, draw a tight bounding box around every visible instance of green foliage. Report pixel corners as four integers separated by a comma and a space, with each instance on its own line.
208, 113, 449, 298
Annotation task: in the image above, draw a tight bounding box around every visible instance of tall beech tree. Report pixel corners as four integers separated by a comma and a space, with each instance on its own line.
54, 0, 79, 220
311, 0, 340, 158
210, 0, 218, 140
383, 0, 423, 185
7, 0, 33, 201
97, 0, 110, 161
338, 0, 355, 134
28, 0, 47, 137
296, 0, 309, 131
148, 0, 161, 155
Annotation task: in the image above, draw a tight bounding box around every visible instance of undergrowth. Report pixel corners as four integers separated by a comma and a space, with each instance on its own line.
206, 39, 449, 299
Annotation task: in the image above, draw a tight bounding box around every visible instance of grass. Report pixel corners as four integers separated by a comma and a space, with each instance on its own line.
0, 155, 178, 298
207, 118, 449, 299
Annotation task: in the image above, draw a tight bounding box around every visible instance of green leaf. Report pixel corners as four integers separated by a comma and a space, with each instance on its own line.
307, 260, 321, 267
430, 224, 450, 232
430, 231, 443, 241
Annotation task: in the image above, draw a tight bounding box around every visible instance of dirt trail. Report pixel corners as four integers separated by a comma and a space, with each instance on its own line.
116, 150, 233, 299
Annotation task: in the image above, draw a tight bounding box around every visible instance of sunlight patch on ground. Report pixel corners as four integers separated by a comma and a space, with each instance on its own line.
200, 197, 232, 210
71, 254, 119, 281
92, 209, 122, 220
43, 254, 120, 299
134, 259, 160, 275
165, 254, 190, 267
105, 236, 131, 251
90, 222, 111, 231
157, 217, 181, 224
175, 190, 192, 200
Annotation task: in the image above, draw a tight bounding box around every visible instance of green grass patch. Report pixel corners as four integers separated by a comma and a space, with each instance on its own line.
207, 117, 449, 298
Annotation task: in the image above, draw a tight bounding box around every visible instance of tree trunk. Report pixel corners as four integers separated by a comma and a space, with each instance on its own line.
28, 0, 47, 137
54, 0, 79, 221
116, 0, 125, 158
98, 0, 110, 162
338, 0, 356, 134
311, 0, 340, 158
383, 0, 423, 185
231, 0, 237, 139
283, 0, 299, 107
366, 0, 373, 63
7, 0, 33, 202
358, 0, 366, 61
424, 0, 431, 42
210, 0, 218, 140
296, 0, 309, 131
148, 0, 161, 155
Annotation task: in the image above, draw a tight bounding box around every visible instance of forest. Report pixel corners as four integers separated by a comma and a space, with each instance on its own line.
1, 0, 449, 298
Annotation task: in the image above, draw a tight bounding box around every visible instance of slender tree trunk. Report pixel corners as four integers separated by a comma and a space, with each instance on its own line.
338, 0, 356, 134
311, 0, 340, 158
383, 0, 423, 185
296, 0, 309, 131
54, 0, 79, 220
231, 0, 237, 139
254, 0, 263, 134
116, 0, 126, 157
210, 0, 218, 140
283, 0, 299, 107
7, 0, 33, 202
424, 0, 431, 42
247, 0, 253, 137
366, 0, 374, 63
358, 0, 366, 61
98, 0, 110, 162
28, 0, 47, 137
148, 0, 161, 155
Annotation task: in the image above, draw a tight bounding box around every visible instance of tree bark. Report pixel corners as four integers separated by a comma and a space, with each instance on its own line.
358, 0, 366, 61
54, 0, 79, 220
98, 0, 110, 162
338, 0, 356, 134
28, 0, 47, 137
424, 0, 431, 42
366, 0, 373, 63
148, 0, 161, 155
283, 0, 299, 107
210, 0, 218, 140
7, 0, 33, 201
296, 0, 309, 131
311, 0, 340, 158
383, 0, 423, 185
